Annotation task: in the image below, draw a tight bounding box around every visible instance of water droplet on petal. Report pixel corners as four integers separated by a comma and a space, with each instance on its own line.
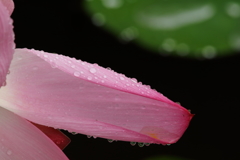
130, 142, 137, 146
138, 142, 145, 147
7, 150, 12, 155
144, 143, 151, 146
107, 139, 114, 143
131, 78, 138, 83
74, 72, 80, 77
17, 55, 22, 60
87, 76, 92, 80
87, 135, 92, 138
50, 61, 57, 68
90, 68, 97, 73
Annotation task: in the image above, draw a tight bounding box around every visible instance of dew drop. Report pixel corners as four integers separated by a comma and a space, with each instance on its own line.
120, 76, 125, 80
107, 139, 114, 143
131, 78, 138, 83
130, 142, 137, 146
144, 143, 151, 146
43, 54, 48, 58
92, 13, 105, 26
101, 0, 123, 9
87, 135, 92, 138
162, 38, 176, 52
17, 55, 22, 60
74, 72, 80, 77
90, 68, 97, 73
103, 75, 107, 78
138, 142, 145, 147
87, 76, 93, 80
50, 61, 57, 68
226, 2, 240, 18
202, 45, 216, 59
121, 26, 138, 41
230, 35, 240, 50
7, 150, 12, 155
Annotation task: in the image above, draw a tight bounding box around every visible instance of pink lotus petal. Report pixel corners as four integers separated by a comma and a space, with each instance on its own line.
0, 0, 14, 15
0, 107, 68, 160
0, 0, 15, 87
0, 48, 193, 144
32, 122, 71, 150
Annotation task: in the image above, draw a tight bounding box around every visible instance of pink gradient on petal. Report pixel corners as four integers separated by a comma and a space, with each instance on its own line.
0, 107, 68, 160
31, 122, 71, 150
0, 0, 14, 15
0, 49, 192, 144
0, 0, 15, 87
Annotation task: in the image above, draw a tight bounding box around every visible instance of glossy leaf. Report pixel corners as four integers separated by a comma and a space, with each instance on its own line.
84, 0, 240, 58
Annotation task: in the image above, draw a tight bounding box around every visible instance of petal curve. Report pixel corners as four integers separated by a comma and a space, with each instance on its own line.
0, 49, 193, 144
0, 0, 15, 87
0, 0, 14, 15
0, 107, 68, 160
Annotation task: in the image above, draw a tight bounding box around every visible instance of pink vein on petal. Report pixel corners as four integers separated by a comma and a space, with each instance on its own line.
0, 48, 193, 144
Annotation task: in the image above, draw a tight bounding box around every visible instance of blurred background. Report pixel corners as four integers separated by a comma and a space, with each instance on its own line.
12, 0, 240, 160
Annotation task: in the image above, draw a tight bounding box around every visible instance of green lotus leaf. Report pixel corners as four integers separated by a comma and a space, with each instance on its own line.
84, 0, 240, 58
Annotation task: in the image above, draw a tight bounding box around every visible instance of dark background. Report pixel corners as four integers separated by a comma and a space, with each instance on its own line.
12, 0, 240, 160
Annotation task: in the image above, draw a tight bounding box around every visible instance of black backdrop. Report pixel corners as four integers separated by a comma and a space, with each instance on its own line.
11, 0, 240, 160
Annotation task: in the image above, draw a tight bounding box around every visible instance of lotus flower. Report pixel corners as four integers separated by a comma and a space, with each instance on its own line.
0, 0, 193, 159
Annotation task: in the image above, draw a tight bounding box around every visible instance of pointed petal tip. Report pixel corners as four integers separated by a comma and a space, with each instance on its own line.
1, 48, 193, 145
